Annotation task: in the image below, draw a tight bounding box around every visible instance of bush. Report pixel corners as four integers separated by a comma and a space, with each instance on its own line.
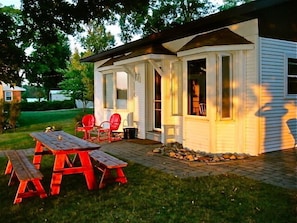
9, 100, 21, 129
0, 100, 4, 133
0, 100, 21, 132
20, 100, 75, 111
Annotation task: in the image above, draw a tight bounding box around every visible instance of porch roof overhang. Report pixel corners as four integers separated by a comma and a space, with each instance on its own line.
97, 55, 127, 69
114, 44, 176, 66
177, 28, 254, 57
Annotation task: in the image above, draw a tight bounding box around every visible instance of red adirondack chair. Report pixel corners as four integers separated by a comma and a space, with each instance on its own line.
97, 113, 122, 142
75, 114, 96, 140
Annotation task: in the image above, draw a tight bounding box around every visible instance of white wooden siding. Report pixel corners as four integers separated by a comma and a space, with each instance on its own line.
259, 37, 297, 153
134, 63, 147, 139
243, 38, 260, 155
184, 117, 210, 152
215, 122, 236, 153
94, 62, 104, 125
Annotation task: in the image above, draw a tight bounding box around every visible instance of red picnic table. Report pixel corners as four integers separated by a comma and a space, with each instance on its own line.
30, 131, 100, 195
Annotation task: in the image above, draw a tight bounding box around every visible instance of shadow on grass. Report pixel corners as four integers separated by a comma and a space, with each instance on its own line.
0, 156, 296, 223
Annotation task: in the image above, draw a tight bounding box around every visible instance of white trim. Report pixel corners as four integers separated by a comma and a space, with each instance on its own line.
153, 67, 162, 131
284, 54, 297, 99
184, 54, 208, 118
102, 70, 129, 111
98, 65, 119, 72
114, 54, 177, 66
96, 58, 111, 69
5, 91, 13, 101
217, 53, 233, 120
148, 59, 165, 76
177, 44, 254, 57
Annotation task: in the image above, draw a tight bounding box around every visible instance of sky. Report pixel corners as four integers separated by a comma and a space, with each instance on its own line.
1, 0, 224, 52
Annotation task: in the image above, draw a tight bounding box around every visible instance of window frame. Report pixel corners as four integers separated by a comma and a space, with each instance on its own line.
102, 70, 128, 110
5, 91, 12, 102
115, 71, 128, 109
171, 61, 183, 116
103, 73, 114, 109
186, 57, 207, 117
285, 54, 297, 98
217, 53, 233, 120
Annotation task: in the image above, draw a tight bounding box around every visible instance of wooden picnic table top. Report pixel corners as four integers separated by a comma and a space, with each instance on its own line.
30, 131, 100, 153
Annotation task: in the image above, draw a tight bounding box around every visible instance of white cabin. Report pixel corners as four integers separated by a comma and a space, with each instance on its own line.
82, 0, 297, 155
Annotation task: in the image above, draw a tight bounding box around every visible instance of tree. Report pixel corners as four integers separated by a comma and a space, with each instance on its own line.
59, 50, 94, 111
118, 0, 215, 42
21, 0, 149, 44
22, 85, 46, 102
24, 32, 71, 98
61, 20, 116, 110
0, 6, 25, 85
80, 20, 115, 54
1, 0, 149, 85
219, 0, 254, 11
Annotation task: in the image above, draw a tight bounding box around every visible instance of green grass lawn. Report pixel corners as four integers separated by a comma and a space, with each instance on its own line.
0, 109, 296, 223
0, 109, 90, 150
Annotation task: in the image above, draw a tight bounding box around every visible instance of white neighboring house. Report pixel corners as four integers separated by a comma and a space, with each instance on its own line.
49, 90, 71, 101
82, 0, 297, 155
49, 90, 94, 108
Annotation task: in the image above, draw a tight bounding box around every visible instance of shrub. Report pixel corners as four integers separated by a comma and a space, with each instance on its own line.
9, 100, 21, 129
20, 100, 75, 111
0, 100, 4, 133
0, 100, 21, 133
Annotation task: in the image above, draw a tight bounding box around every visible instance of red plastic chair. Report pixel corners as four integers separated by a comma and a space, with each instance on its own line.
75, 114, 96, 140
97, 113, 122, 142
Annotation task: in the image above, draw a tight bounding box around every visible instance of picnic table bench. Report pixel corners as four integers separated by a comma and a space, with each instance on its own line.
89, 150, 128, 189
5, 150, 47, 204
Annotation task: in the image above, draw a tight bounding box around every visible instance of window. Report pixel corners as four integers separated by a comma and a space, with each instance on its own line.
171, 61, 183, 115
5, 91, 12, 101
103, 71, 128, 109
103, 73, 114, 108
287, 58, 297, 94
220, 55, 232, 118
187, 58, 206, 116
116, 71, 128, 109
154, 70, 162, 129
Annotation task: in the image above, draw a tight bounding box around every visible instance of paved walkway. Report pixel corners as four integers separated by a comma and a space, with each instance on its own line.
1, 140, 296, 190
100, 140, 297, 190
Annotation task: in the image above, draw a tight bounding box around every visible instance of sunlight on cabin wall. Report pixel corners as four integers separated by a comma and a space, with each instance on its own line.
253, 84, 297, 153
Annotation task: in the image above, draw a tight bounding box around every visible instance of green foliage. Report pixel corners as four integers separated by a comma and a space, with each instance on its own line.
0, 100, 21, 133
0, 99, 4, 133
59, 50, 94, 111
0, 6, 25, 85
8, 99, 21, 129
119, 0, 215, 42
21, 0, 149, 44
21, 85, 46, 101
219, 0, 254, 11
24, 32, 71, 97
20, 100, 75, 111
80, 20, 116, 54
